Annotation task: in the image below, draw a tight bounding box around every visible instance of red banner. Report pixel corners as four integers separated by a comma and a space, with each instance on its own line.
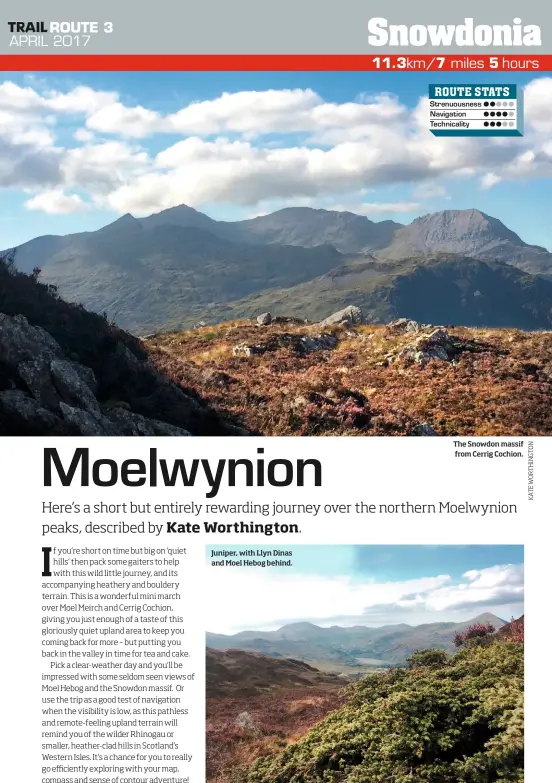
0, 53, 550, 71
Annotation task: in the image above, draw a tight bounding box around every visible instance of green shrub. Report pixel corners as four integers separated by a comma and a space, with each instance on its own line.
243, 640, 523, 783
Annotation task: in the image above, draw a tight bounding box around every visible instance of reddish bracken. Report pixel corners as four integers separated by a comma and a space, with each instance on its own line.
145, 320, 552, 436
206, 686, 344, 782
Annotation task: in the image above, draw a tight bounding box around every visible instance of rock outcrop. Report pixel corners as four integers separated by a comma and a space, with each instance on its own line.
0, 313, 242, 436
320, 305, 364, 327
233, 332, 338, 358
388, 327, 457, 367
386, 318, 421, 334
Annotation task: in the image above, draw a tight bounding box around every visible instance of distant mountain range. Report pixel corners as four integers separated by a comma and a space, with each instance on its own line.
206, 613, 507, 672
7, 205, 552, 334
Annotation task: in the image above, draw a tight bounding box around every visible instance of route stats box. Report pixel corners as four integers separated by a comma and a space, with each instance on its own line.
428, 84, 524, 137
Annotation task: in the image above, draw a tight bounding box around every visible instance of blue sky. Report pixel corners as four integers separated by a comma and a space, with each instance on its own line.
205, 544, 524, 633
1, 70, 551, 249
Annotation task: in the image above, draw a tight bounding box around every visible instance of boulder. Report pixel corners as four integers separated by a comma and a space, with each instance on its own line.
412, 423, 438, 436
233, 342, 264, 357
256, 312, 272, 326
0, 390, 70, 435
233, 332, 337, 358
320, 305, 363, 326
387, 318, 420, 334
393, 327, 455, 367
105, 406, 191, 436
0, 313, 63, 365
50, 359, 100, 414
58, 402, 119, 436
235, 711, 260, 735
271, 316, 309, 325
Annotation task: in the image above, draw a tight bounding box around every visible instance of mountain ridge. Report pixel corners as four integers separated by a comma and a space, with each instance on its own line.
5, 205, 552, 334
206, 612, 507, 671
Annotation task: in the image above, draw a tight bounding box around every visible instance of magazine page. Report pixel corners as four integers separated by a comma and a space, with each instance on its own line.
0, 1, 547, 781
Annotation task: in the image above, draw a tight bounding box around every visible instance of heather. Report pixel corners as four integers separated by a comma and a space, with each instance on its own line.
146, 318, 552, 436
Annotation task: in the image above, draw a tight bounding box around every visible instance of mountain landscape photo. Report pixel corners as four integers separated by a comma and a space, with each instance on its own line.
1, 71, 552, 436
205, 545, 524, 782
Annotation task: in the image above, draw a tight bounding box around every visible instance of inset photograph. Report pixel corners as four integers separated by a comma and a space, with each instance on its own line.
205, 544, 524, 782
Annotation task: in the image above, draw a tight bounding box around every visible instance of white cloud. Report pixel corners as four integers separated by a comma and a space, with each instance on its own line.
524, 76, 552, 133
205, 563, 523, 634
412, 182, 449, 200
0, 77, 551, 213
61, 141, 150, 195
25, 188, 89, 214
331, 201, 421, 215
74, 128, 94, 142
481, 172, 502, 189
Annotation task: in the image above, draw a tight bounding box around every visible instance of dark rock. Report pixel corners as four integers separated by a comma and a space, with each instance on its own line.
50, 359, 100, 414
0, 313, 63, 365
233, 332, 338, 358
271, 316, 309, 325
0, 390, 70, 435
105, 407, 191, 436
58, 402, 119, 435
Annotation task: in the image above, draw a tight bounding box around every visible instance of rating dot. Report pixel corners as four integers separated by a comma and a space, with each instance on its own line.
509, 121, 514, 127
497, 121, 502, 127
490, 121, 495, 127
484, 121, 489, 126
484, 101, 489, 107
509, 111, 514, 117
509, 101, 514, 106
484, 111, 489, 116
490, 101, 496, 107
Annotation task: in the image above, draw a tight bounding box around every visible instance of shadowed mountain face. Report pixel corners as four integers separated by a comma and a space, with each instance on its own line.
378, 209, 552, 274
6, 206, 552, 334
206, 613, 507, 670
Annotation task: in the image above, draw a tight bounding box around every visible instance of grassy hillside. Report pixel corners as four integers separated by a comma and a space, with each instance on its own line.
241, 638, 523, 783
146, 317, 552, 436
222, 255, 552, 331
207, 649, 344, 698
207, 650, 345, 783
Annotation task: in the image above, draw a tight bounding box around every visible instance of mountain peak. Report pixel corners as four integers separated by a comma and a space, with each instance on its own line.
139, 202, 217, 231
97, 212, 140, 234
466, 612, 506, 626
